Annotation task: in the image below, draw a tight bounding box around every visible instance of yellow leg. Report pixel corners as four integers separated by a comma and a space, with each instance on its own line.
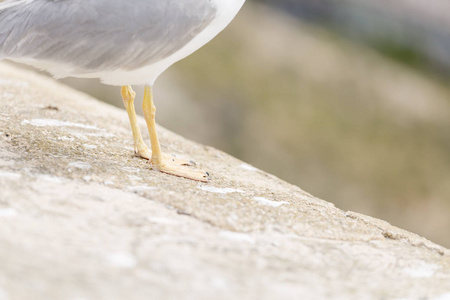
142, 85, 208, 182
121, 86, 152, 160
121, 86, 199, 169
142, 85, 163, 167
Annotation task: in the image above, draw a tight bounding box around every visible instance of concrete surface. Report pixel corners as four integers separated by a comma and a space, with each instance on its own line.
0, 62, 449, 300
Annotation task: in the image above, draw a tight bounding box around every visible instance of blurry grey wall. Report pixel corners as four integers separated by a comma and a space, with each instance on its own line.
255, 0, 450, 75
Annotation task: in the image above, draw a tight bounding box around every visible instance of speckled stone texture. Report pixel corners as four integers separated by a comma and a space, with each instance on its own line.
0, 62, 449, 300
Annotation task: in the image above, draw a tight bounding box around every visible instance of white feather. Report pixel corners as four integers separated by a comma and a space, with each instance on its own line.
0, 0, 35, 10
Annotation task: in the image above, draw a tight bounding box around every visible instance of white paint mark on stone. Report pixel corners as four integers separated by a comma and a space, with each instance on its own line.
198, 186, 245, 194
0, 159, 14, 168
87, 132, 114, 138
0, 286, 8, 300
127, 186, 156, 194
0, 171, 21, 180
403, 261, 440, 278
239, 163, 258, 172
67, 132, 87, 141
219, 231, 255, 244
37, 174, 63, 183
82, 176, 91, 182
253, 197, 289, 208
431, 292, 450, 300
83, 144, 97, 149
69, 132, 114, 140
122, 167, 140, 173
0, 79, 12, 85
147, 217, 179, 225
103, 181, 115, 186
58, 136, 75, 142
0, 208, 18, 218
106, 252, 137, 269
68, 162, 92, 170
1, 92, 14, 99
0, 113, 11, 121
21, 119, 99, 130
0, 79, 29, 88
127, 175, 141, 181
208, 276, 230, 290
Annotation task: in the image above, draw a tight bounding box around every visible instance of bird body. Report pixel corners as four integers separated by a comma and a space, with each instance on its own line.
0, 0, 245, 85
0, 0, 245, 181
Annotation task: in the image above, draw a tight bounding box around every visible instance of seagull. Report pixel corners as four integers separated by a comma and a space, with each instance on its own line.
0, 0, 246, 182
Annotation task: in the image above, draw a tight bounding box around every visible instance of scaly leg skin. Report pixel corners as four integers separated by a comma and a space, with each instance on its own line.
121, 86, 152, 160
121, 86, 197, 167
142, 85, 208, 182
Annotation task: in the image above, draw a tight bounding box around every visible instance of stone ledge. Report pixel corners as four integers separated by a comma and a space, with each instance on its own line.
0, 62, 449, 299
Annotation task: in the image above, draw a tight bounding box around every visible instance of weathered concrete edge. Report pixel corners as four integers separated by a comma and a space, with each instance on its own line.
1, 61, 449, 259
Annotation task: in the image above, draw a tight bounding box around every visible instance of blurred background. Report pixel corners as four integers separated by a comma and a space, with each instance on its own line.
59, 0, 450, 247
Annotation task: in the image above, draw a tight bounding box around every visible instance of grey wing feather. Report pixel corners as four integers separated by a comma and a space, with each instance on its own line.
0, 0, 216, 72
